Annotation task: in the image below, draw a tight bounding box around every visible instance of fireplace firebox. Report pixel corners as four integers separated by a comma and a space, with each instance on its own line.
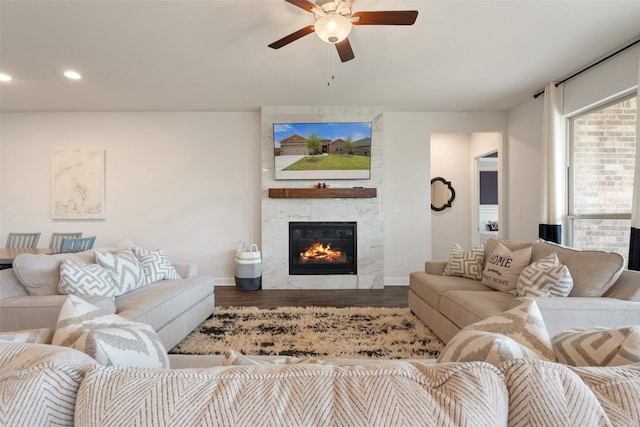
289, 221, 357, 275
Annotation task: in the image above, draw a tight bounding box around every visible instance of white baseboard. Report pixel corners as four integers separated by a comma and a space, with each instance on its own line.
214, 277, 409, 287
383, 277, 409, 286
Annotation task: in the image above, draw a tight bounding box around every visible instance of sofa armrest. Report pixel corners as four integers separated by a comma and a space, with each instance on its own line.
603, 269, 640, 302
174, 263, 199, 278
0, 295, 116, 332
512, 296, 640, 337
0, 269, 28, 298
425, 261, 448, 275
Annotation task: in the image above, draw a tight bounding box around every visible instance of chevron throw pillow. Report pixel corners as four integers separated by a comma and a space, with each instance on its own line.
52, 295, 169, 369
482, 242, 532, 294
442, 243, 485, 280
57, 260, 117, 298
553, 326, 640, 367
437, 299, 556, 366
95, 249, 147, 295
133, 247, 181, 284
517, 252, 573, 297
0, 328, 53, 344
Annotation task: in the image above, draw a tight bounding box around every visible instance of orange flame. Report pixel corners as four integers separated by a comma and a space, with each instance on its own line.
300, 242, 342, 262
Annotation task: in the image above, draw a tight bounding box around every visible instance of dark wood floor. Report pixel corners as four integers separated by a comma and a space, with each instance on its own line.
214, 285, 409, 308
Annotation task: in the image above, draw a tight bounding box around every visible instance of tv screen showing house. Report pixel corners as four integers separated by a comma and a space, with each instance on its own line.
273, 122, 372, 180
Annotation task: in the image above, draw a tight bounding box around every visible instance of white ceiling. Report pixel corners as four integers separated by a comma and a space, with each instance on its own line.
1, 0, 640, 113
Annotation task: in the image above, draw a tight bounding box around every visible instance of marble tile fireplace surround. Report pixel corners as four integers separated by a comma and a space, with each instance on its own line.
261, 106, 384, 289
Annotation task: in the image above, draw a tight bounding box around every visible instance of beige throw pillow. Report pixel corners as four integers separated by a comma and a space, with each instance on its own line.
517, 252, 573, 297
442, 243, 484, 280
57, 260, 117, 298
437, 299, 555, 367
482, 243, 531, 294
553, 326, 640, 367
0, 328, 53, 344
53, 295, 169, 369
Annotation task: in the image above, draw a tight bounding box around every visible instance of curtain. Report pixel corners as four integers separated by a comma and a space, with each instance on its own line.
629, 53, 640, 270
539, 82, 566, 244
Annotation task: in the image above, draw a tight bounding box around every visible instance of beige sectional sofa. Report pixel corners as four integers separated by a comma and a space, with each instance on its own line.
1, 342, 639, 426
0, 244, 214, 350
409, 237, 640, 343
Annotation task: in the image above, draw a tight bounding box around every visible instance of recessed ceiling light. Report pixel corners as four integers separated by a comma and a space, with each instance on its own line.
0, 73, 12, 82
64, 71, 82, 80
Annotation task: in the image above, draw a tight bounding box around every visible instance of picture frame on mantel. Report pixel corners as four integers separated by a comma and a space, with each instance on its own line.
273, 122, 372, 180
51, 148, 106, 220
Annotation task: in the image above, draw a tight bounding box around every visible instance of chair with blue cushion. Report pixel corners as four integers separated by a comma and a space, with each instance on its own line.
49, 232, 83, 251
60, 236, 96, 253
5, 232, 41, 248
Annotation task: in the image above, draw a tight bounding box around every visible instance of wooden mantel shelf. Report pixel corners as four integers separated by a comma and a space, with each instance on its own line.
268, 187, 377, 199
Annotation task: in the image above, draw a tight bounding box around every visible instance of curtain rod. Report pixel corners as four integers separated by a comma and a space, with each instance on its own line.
533, 36, 640, 99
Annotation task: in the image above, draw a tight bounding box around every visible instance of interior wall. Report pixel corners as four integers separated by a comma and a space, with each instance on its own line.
1, 110, 509, 285
383, 112, 508, 281
0, 112, 262, 281
430, 133, 471, 260
505, 46, 639, 245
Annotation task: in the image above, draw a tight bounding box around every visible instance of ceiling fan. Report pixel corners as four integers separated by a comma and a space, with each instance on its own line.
268, 0, 418, 63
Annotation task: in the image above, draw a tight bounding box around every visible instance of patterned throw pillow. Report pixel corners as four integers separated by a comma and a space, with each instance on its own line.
223, 350, 327, 366
52, 295, 169, 369
133, 247, 181, 284
95, 249, 147, 295
553, 326, 640, 367
442, 244, 484, 280
57, 260, 117, 298
0, 328, 53, 344
437, 299, 556, 366
517, 253, 574, 297
482, 243, 532, 294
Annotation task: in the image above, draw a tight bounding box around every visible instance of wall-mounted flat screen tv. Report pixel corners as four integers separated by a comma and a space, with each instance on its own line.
273, 122, 372, 180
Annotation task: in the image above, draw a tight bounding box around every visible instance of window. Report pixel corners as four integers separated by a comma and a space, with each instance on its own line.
568, 93, 636, 263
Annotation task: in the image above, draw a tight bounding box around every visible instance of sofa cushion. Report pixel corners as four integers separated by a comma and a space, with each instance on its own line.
95, 249, 147, 295
12, 251, 96, 296
75, 361, 509, 426
568, 363, 640, 426
57, 259, 117, 298
553, 326, 640, 367
0, 342, 97, 427
482, 243, 531, 294
439, 290, 515, 328
0, 328, 52, 344
516, 252, 574, 297
133, 247, 181, 283
438, 299, 555, 366
499, 359, 611, 426
442, 243, 484, 280
531, 240, 624, 297
409, 272, 493, 310
53, 295, 169, 369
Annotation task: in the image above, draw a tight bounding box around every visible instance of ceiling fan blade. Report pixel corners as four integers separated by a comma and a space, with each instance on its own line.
285, 0, 324, 14
352, 11, 418, 25
268, 25, 315, 49
335, 38, 355, 63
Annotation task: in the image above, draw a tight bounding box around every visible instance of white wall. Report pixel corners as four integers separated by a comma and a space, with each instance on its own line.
1, 110, 507, 285
430, 133, 471, 260
383, 112, 508, 283
564, 45, 640, 116
0, 112, 261, 281
505, 46, 640, 244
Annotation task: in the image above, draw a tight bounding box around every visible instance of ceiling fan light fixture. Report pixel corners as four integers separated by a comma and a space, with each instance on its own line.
314, 14, 352, 44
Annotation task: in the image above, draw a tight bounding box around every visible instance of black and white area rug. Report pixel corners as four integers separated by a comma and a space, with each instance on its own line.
170, 306, 445, 359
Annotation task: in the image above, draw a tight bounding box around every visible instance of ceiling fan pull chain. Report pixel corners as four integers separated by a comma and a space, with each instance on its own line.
327, 44, 335, 86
